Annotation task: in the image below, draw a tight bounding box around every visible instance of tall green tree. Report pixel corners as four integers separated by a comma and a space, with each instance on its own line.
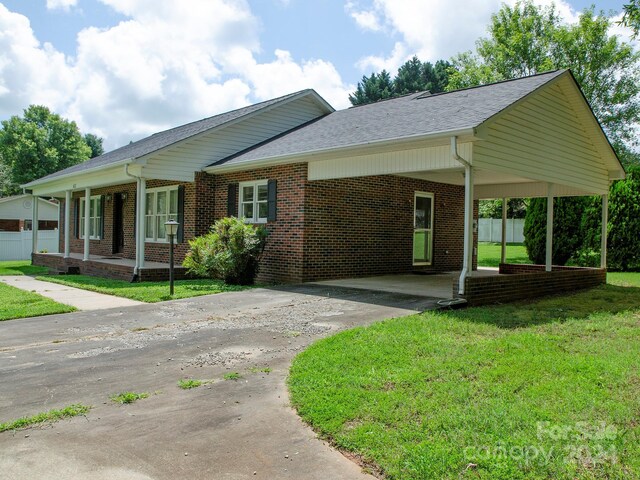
0, 105, 91, 191
349, 70, 394, 106
83, 133, 104, 158
349, 57, 453, 106
448, 1, 640, 151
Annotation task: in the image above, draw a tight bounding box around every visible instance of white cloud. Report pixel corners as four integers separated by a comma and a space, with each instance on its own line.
350, 0, 583, 73
46, 0, 78, 11
345, 1, 382, 32
0, 1, 353, 150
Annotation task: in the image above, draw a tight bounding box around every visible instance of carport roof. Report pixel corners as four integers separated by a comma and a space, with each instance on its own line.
207, 69, 568, 168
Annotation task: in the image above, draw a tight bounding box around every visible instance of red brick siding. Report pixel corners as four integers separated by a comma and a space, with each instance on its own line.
303, 175, 473, 281
211, 164, 473, 283
0, 219, 20, 231
212, 164, 307, 283
458, 265, 606, 306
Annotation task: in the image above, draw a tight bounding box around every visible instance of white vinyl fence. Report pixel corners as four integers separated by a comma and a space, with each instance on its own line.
478, 218, 525, 243
0, 230, 59, 261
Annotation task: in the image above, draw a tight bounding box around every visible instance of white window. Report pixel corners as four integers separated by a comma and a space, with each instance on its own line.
80, 196, 102, 240
239, 180, 268, 223
145, 186, 179, 242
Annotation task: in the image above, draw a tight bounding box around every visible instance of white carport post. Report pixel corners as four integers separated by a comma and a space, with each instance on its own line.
452, 136, 474, 295
601, 194, 608, 269
31, 194, 39, 255
64, 190, 71, 258
501, 197, 507, 264
83, 187, 91, 261
545, 184, 554, 272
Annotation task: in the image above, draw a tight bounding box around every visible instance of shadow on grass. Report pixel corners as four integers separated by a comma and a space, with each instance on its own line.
441, 284, 640, 329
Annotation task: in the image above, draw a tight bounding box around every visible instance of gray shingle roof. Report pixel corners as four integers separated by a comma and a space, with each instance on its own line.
31, 89, 315, 183
210, 70, 566, 168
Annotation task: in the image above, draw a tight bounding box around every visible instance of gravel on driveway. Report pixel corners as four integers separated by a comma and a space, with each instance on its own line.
0, 284, 439, 480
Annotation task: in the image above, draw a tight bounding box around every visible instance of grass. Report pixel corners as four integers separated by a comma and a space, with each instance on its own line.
0, 260, 48, 276
223, 372, 242, 381
36, 275, 250, 303
477, 242, 530, 267
0, 281, 75, 321
0, 404, 91, 432
110, 392, 149, 404
289, 276, 640, 479
178, 379, 209, 389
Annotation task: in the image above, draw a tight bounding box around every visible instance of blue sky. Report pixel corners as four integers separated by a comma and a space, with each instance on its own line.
0, 0, 629, 149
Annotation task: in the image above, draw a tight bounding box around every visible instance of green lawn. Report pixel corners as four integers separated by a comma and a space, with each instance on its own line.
0, 260, 48, 276
478, 242, 530, 267
0, 282, 75, 321
289, 277, 640, 479
37, 275, 249, 302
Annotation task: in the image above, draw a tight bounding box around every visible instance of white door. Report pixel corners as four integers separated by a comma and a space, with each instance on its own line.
413, 192, 434, 265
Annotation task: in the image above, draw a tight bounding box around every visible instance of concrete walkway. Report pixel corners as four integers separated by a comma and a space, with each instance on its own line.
0, 275, 143, 310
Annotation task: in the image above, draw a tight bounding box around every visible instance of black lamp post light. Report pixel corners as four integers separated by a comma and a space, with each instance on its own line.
165, 219, 179, 296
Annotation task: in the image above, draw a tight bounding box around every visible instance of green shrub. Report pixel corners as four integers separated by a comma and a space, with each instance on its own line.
183, 217, 268, 285
608, 166, 640, 271
523, 197, 586, 265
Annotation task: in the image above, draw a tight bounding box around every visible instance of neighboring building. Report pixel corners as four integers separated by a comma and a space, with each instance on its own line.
24, 70, 624, 303
0, 194, 58, 232
0, 195, 59, 260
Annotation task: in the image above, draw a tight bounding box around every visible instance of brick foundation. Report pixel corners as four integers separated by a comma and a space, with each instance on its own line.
33, 253, 189, 282
457, 263, 607, 306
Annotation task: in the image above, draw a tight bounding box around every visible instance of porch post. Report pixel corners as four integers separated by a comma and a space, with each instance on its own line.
458, 165, 474, 294
31, 195, 39, 255
501, 197, 507, 265
83, 187, 91, 261
64, 190, 71, 258
137, 178, 146, 270
545, 184, 554, 272
601, 194, 608, 269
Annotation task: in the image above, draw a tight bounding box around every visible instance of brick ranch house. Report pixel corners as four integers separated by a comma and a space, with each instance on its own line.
25, 69, 624, 304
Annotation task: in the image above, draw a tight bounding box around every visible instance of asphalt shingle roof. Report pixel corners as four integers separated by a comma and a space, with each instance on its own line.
210, 70, 566, 167
32, 89, 314, 183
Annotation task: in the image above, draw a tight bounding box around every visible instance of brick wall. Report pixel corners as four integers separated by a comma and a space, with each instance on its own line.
458, 264, 606, 306
303, 175, 474, 281
212, 164, 307, 283
211, 165, 473, 283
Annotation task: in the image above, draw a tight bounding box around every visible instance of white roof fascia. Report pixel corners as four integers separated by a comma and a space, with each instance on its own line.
203, 127, 479, 174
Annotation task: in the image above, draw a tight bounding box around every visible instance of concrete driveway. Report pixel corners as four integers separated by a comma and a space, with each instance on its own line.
0, 284, 438, 480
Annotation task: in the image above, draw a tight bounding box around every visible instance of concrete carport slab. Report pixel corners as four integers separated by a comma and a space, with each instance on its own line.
0, 284, 437, 480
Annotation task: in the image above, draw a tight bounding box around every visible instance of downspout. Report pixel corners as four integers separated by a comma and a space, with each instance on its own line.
451, 136, 472, 295
124, 164, 142, 279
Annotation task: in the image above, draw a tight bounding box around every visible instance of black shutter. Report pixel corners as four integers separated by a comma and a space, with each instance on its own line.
227, 183, 238, 217
267, 179, 277, 222
177, 185, 185, 243
100, 195, 105, 239
73, 198, 79, 238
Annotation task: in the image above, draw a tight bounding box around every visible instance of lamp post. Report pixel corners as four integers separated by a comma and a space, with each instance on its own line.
165, 219, 179, 296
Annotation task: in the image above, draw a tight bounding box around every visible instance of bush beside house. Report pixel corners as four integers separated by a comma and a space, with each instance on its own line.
183, 217, 268, 285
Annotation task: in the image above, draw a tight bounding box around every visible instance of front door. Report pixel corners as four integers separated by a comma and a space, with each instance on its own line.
113, 193, 125, 254
413, 192, 434, 265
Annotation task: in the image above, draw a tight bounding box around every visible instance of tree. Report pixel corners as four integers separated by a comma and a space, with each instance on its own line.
83, 133, 104, 158
0, 105, 91, 189
349, 57, 453, 106
394, 57, 451, 95
448, 1, 640, 151
478, 198, 528, 219
0, 162, 16, 197
523, 197, 587, 265
620, 1, 640, 38
348, 70, 394, 106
